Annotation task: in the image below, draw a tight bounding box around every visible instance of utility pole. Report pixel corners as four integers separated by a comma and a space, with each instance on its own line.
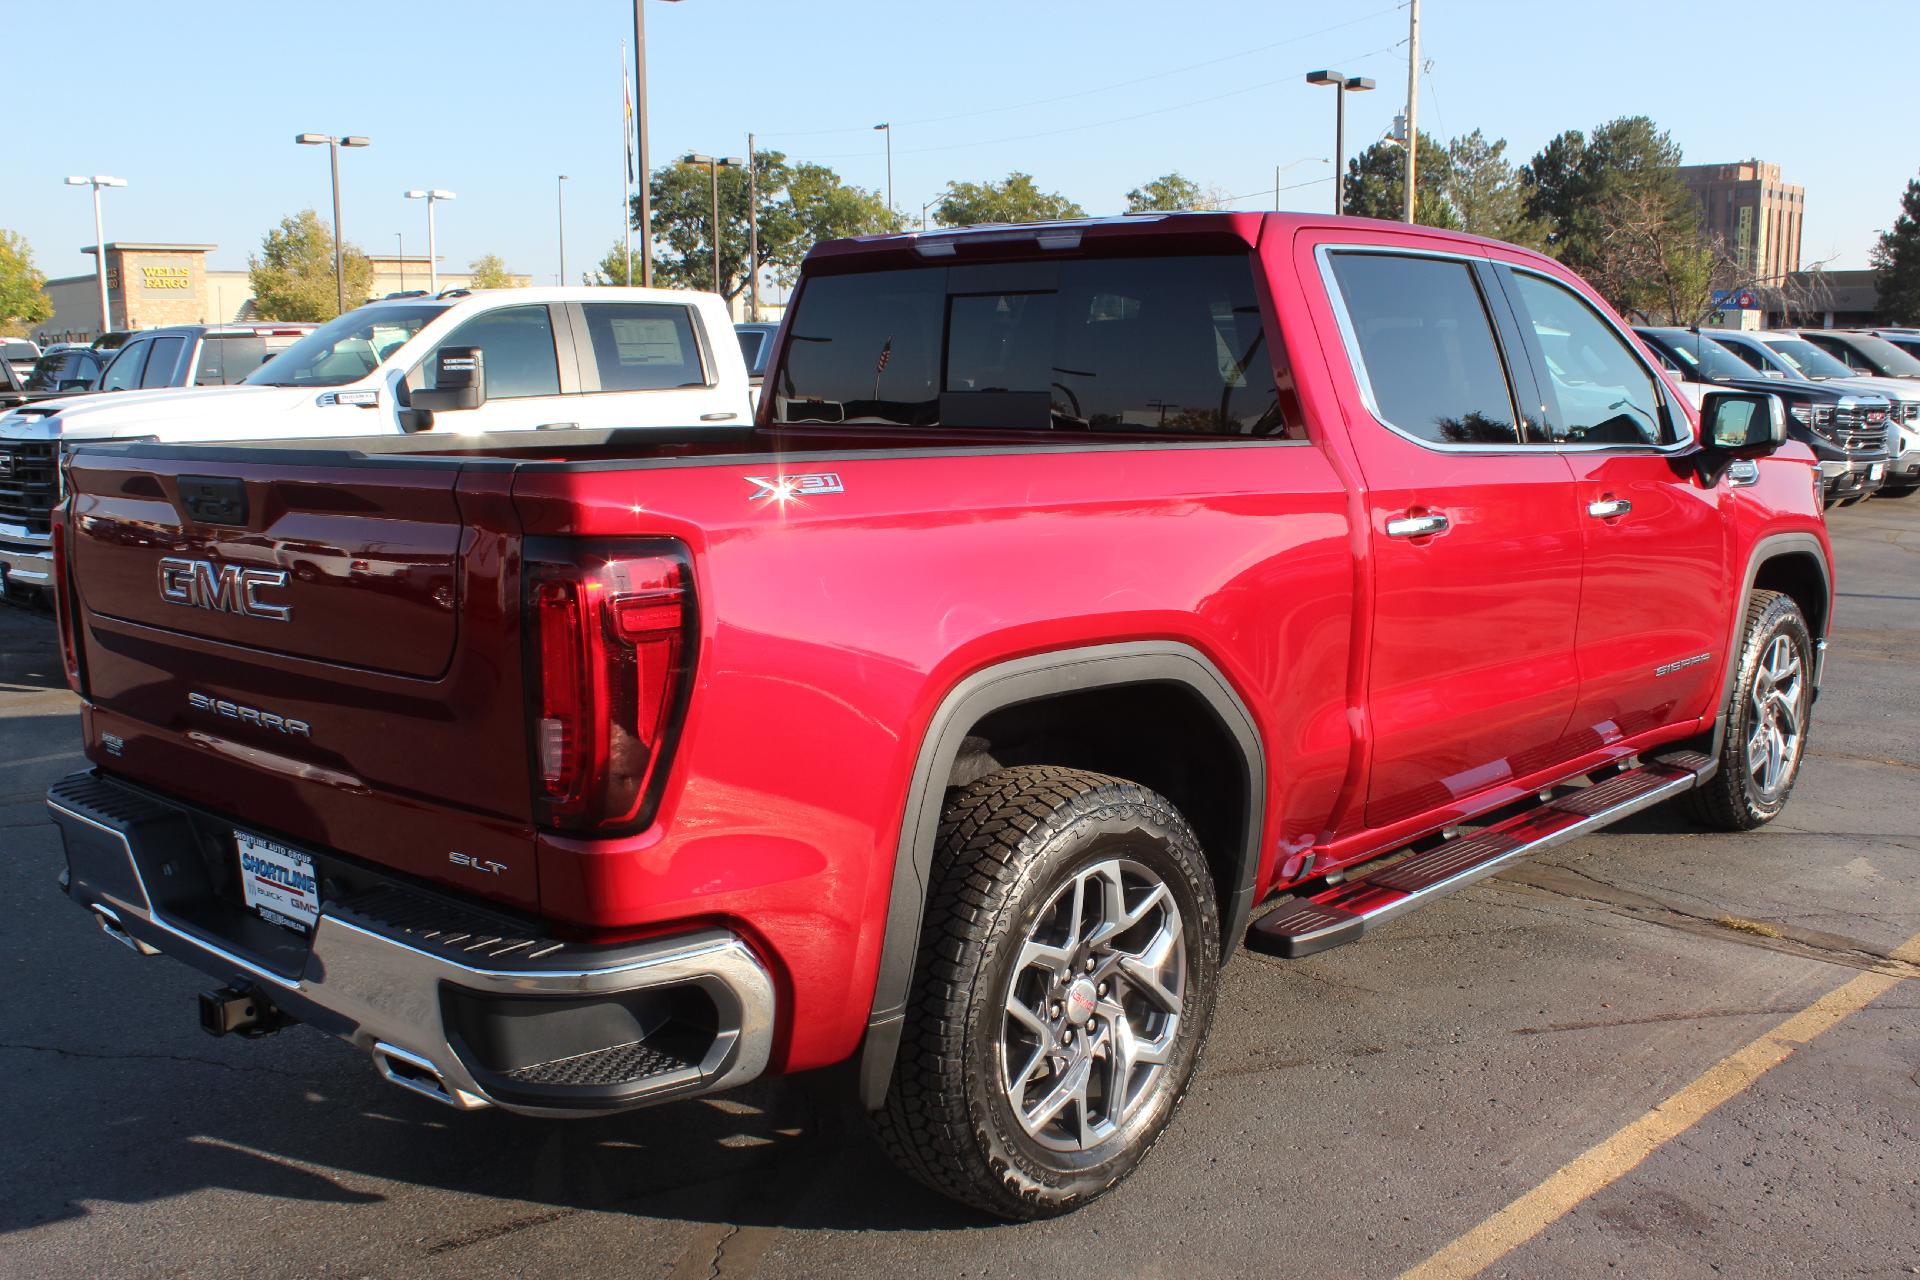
746, 133, 760, 321
1403, 0, 1420, 224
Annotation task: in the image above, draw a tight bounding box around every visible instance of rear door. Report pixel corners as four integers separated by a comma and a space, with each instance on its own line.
65, 446, 539, 909
1318, 245, 1585, 831
1498, 265, 1728, 745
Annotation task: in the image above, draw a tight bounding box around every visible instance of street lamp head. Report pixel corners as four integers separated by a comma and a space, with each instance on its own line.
430, 189, 455, 200
405, 189, 428, 199
680, 154, 713, 166
295, 133, 331, 145
1345, 76, 1376, 93
99, 176, 128, 187
1305, 70, 1343, 87
65, 176, 87, 185
718, 157, 745, 168
873, 122, 890, 131
341, 136, 371, 148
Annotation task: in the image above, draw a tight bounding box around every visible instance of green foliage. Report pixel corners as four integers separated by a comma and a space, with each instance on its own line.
1125, 172, 1219, 213
248, 209, 373, 321
0, 230, 53, 335
1519, 116, 1713, 322
1871, 175, 1920, 325
619, 151, 898, 300
1444, 130, 1546, 249
935, 172, 1085, 226
1342, 132, 1458, 228
467, 254, 517, 289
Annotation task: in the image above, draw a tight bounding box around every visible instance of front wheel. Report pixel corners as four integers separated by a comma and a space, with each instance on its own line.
1688, 590, 1814, 830
869, 766, 1220, 1219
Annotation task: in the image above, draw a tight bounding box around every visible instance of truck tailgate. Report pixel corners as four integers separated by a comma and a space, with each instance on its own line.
63, 446, 539, 911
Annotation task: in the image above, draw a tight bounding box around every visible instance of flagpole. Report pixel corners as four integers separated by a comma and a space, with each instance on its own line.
622, 41, 635, 285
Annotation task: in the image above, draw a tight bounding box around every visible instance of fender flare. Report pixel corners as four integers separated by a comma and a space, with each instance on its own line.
1709, 532, 1832, 757
856, 640, 1266, 1109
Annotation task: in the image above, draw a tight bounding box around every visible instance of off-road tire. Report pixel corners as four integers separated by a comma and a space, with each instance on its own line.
868, 765, 1221, 1220
1687, 590, 1814, 830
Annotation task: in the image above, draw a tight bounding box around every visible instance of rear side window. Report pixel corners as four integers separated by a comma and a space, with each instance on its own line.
140, 336, 186, 388
775, 254, 1284, 436
414, 305, 560, 400
1328, 253, 1519, 445
736, 329, 767, 376
580, 303, 708, 391
195, 335, 268, 385
100, 340, 150, 392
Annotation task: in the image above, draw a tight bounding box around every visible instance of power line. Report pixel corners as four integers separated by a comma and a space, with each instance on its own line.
761, 2, 1409, 139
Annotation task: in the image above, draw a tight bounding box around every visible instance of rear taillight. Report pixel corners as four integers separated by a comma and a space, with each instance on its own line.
50, 517, 87, 695
525, 541, 694, 833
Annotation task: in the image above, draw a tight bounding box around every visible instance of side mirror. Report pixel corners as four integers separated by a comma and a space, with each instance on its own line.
1700, 390, 1785, 458
408, 346, 486, 412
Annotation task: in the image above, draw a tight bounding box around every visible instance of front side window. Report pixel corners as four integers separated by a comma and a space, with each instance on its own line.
411, 305, 560, 400
100, 340, 150, 392
140, 336, 185, 388
1763, 339, 1855, 381
1329, 252, 1519, 445
580, 303, 707, 392
1510, 274, 1667, 445
775, 254, 1284, 436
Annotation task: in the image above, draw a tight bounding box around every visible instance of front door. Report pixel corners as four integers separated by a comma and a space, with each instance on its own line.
1321, 248, 1585, 831
1498, 266, 1728, 745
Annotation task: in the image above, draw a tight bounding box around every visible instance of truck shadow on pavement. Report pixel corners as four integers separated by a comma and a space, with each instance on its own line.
0, 601, 65, 693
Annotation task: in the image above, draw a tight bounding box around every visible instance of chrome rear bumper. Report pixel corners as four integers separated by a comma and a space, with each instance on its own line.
48, 771, 776, 1117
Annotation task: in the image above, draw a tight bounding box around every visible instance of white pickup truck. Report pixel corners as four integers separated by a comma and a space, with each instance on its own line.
0, 287, 749, 599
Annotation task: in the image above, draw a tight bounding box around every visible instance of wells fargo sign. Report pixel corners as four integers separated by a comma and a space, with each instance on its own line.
141, 265, 192, 290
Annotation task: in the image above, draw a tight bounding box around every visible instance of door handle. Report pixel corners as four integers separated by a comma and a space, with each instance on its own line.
1386, 512, 1450, 539
1587, 497, 1632, 519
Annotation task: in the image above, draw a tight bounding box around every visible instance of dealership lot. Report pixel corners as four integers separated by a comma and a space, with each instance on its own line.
1, 501, 1914, 1280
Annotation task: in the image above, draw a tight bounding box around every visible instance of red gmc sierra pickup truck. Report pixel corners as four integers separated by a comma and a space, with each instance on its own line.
43, 212, 1832, 1219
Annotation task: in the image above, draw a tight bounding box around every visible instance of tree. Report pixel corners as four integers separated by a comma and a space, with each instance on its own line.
1342, 133, 1457, 228
1519, 116, 1712, 321
935, 172, 1085, 226
467, 254, 517, 289
1444, 130, 1545, 248
249, 210, 372, 321
1871, 174, 1920, 324
617, 150, 897, 301
0, 230, 53, 336
1126, 172, 1223, 213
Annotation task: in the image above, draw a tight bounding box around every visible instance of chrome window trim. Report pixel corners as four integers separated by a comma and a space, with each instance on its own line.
1314, 242, 1693, 457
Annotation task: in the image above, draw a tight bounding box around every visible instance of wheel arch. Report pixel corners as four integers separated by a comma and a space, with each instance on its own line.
856, 641, 1266, 1109
1710, 532, 1832, 757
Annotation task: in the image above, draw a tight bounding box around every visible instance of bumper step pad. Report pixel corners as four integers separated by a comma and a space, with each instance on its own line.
1248, 753, 1712, 959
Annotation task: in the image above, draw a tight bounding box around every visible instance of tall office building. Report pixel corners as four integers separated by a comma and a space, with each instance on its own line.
1679, 160, 1805, 284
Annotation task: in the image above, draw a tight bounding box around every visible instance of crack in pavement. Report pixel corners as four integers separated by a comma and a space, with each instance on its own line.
0, 1039, 317, 1081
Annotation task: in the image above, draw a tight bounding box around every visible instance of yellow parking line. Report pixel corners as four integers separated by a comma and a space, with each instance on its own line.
1399, 932, 1920, 1280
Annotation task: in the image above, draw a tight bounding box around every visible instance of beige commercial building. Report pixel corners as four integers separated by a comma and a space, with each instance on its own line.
1679, 160, 1805, 285
35, 243, 528, 344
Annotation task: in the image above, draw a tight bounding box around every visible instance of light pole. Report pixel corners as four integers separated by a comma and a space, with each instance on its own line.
557, 175, 570, 285
396, 232, 405, 292
873, 122, 893, 219
1304, 72, 1373, 216
64, 175, 125, 336
921, 198, 939, 231
405, 188, 455, 292
295, 133, 370, 315
745, 133, 759, 319
633, 0, 687, 288
681, 154, 742, 298
1273, 156, 1329, 210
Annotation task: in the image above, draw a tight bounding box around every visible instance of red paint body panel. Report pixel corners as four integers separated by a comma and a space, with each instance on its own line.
57, 213, 1834, 1077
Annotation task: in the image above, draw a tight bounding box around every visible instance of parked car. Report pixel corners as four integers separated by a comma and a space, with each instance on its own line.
734, 320, 779, 410
1634, 326, 1893, 506
39, 212, 1830, 1218
0, 354, 30, 412
0, 291, 747, 599
1859, 327, 1920, 362
2, 337, 40, 382
1796, 329, 1920, 381
22, 344, 109, 396
1711, 329, 1920, 497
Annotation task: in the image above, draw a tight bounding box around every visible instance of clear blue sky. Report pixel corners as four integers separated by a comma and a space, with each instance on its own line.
9, 0, 1914, 286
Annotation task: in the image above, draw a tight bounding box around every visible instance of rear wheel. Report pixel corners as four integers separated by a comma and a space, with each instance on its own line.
1688, 590, 1814, 831
870, 766, 1220, 1219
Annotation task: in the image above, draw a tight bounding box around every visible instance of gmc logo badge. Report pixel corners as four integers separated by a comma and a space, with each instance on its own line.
158, 556, 292, 622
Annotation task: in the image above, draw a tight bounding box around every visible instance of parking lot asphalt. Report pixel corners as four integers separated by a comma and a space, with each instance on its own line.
1, 499, 1915, 1280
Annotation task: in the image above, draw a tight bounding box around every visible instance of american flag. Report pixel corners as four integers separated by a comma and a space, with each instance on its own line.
875, 337, 893, 375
